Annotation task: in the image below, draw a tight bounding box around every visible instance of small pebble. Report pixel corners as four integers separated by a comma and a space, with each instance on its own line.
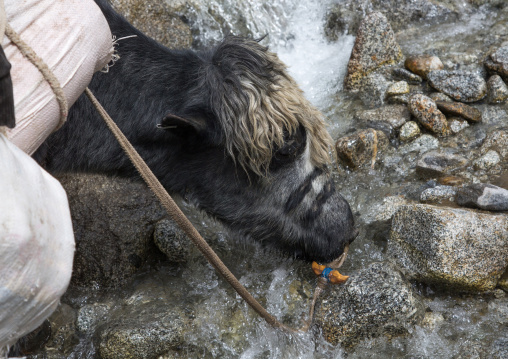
448, 117, 469, 134
399, 121, 421, 142
435, 101, 482, 123
487, 75, 508, 103
473, 150, 500, 171
408, 94, 450, 136
386, 81, 410, 96
335, 129, 389, 169
427, 70, 487, 103
420, 185, 457, 203
416, 150, 468, 178
392, 68, 422, 84
456, 183, 508, 211
405, 55, 444, 79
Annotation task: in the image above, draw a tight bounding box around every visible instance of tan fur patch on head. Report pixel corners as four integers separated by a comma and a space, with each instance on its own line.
214, 37, 334, 177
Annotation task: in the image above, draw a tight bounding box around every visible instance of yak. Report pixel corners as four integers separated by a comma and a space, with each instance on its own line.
34, 0, 357, 263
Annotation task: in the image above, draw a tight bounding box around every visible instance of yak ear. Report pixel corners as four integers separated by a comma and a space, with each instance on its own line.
157, 113, 207, 133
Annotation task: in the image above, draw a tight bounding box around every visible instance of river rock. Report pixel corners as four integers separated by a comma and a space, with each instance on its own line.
57, 174, 166, 288
408, 94, 450, 136
314, 262, 424, 348
399, 121, 421, 142
153, 219, 190, 263
399, 134, 439, 154
484, 45, 508, 81
420, 185, 456, 204
456, 183, 508, 211
355, 104, 410, 129
473, 150, 501, 171
427, 70, 487, 102
344, 12, 403, 91
448, 117, 469, 134
481, 129, 508, 159
77, 303, 112, 334
112, 0, 192, 49
416, 149, 468, 178
429, 92, 453, 102
392, 68, 422, 84
435, 101, 482, 123
335, 129, 389, 169
487, 75, 508, 103
98, 305, 185, 359
359, 73, 391, 108
405, 55, 444, 79
388, 204, 508, 291
386, 81, 409, 96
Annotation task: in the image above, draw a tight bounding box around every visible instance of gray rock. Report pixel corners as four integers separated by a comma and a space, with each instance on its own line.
416, 149, 468, 178
57, 174, 166, 288
98, 305, 185, 359
481, 129, 508, 159
359, 72, 391, 108
448, 117, 470, 134
408, 94, 450, 136
314, 262, 424, 348
355, 104, 410, 129
485, 45, 508, 82
153, 219, 190, 263
392, 68, 422, 84
399, 134, 439, 154
429, 92, 454, 102
386, 81, 409, 96
387, 93, 410, 105
405, 55, 444, 80
420, 185, 456, 203
399, 121, 421, 142
344, 12, 403, 91
456, 183, 508, 211
427, 70, 487, 102
473, 150, 501, 170
335, 129, 389, 169
324, 5, 363, 38
388, 204, 508, 291
76, 304, 111, 333
112, 0, 192, 49
487, 75, 508, 103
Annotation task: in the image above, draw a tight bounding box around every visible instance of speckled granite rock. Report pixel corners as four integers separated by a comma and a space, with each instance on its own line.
456, 183, 508, 211
420, 186, 456, 203
153, 219, 190, 263
355, 105, 410, 129
344, 12, 403, 91
399, 121, 421, 142
409, 94, 450, 136
392, 68, 422, 84
481, 129, 508, 159
435, 101, 482, 123
484, 45, 508, 82
473, 150, 501, 170
448, 117, 470, 134
386, 81, 409, 96
314, 262, 425, 348
405, 55, 444, 79
416, 149, 468, 178
427, 70, 487, 102
388, 204, 508, 291
335, 129, 389, 169
487, 75, 508, 103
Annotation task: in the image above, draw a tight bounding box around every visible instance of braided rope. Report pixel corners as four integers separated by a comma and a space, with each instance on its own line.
5, 24, 68, 130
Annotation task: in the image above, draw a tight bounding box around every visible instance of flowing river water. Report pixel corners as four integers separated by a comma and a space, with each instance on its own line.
24, 0, 507, 358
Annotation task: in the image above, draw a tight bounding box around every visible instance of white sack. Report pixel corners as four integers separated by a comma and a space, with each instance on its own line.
0, 134, 75, 350
3, 0, 113, 154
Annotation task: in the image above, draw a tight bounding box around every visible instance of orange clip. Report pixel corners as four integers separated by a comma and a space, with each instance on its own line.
312, 261, 349, 284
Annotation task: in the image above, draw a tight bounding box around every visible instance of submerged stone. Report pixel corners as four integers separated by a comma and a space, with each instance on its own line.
386, 81, 410, 96
484, 45, 508, 81
355, 104, 410, 129
487, 75, 508, 103
399, 121, 421, 142
435, 101, 482, 123
456, 183, 508, 211
416, 149, 468, 178
389, 204, 508, 291
392, 68, 422, 84
420, 185, 457, 204
405, 55, 444, 79
335, 129, 389, 169
473, 150, 501, 171
481, 129, 508, 159
427, 70, 487, 102
408, 94, 450, 136
448, 117, 469, 134
344, 12, 403, 91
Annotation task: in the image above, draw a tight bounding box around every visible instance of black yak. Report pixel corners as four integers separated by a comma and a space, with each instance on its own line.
34, 0, 357, 263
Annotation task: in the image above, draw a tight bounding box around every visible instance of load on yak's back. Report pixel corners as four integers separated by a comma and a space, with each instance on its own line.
0, 0, 113, 352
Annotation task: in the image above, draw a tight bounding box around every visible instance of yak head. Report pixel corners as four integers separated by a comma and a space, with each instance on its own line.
158, 36, 357, 263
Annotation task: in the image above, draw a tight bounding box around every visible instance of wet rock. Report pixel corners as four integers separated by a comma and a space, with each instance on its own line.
435, 101, 482, 123
335, 129, 389, 169
448, 117, 470, 134
421, 312, 445, 330
399, 121, 421, 142
473, 150, 501, 171
420, 185, 456, 204
315, 262, 424, 348
8, 320, 52, 357
456, 183, 508, 211
481, 129, 508, 159
392, 68, 422, 84
484, 45, 508, 81
57, 174, 166, 288
386, 81, 409, 96
388, 204, 508, 291
344, 12, 403, 91
355, 105, 410, 129
387, 94, 410, 105
498, 270, 508, 291
324, 5, 362, 38
408, 94, 450, 136
359, 73, 391, 108
153, 219, 190, 263
399, 134, 439, 154
77, 303, 112, 334
429, 92, 453, 102
98, 306, 185, 359
363, 195, 410, 226
427, 70, 487, 102
405, 55, 444, 79
416, 150, 468, 178
487, 75, 508, 103
112, 0, 192, 49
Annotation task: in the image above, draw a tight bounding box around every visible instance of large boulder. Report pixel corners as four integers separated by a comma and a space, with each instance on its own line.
314, 262, 425, 348
388, 204, 508, 291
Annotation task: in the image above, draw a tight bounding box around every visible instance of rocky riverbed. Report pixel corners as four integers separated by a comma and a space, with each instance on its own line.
9, 0, 508, 358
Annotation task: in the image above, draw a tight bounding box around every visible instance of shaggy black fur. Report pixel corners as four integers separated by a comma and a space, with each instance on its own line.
34, 0, 357, 262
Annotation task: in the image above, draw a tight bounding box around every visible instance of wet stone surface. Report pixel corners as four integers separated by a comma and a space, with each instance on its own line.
456, 183, 508, 211
153, 219, 190, 263
427, 70, 487, 102
473, 150, 501, 170
416, 149, 468, 178
399, 121, 421, 142
354, 104, 410, 130
487, 75, 508, 103
386, 81, 409, 96
335, 129, 389, 169
388, 204, 508, 291
314, 262, 425, 348
392, 67, 422, 84
419, 185, 456, 204
408, 94, 450, 136
435, 101, 482, 123
404, 55, 444, 80
485, 45, 508, 81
